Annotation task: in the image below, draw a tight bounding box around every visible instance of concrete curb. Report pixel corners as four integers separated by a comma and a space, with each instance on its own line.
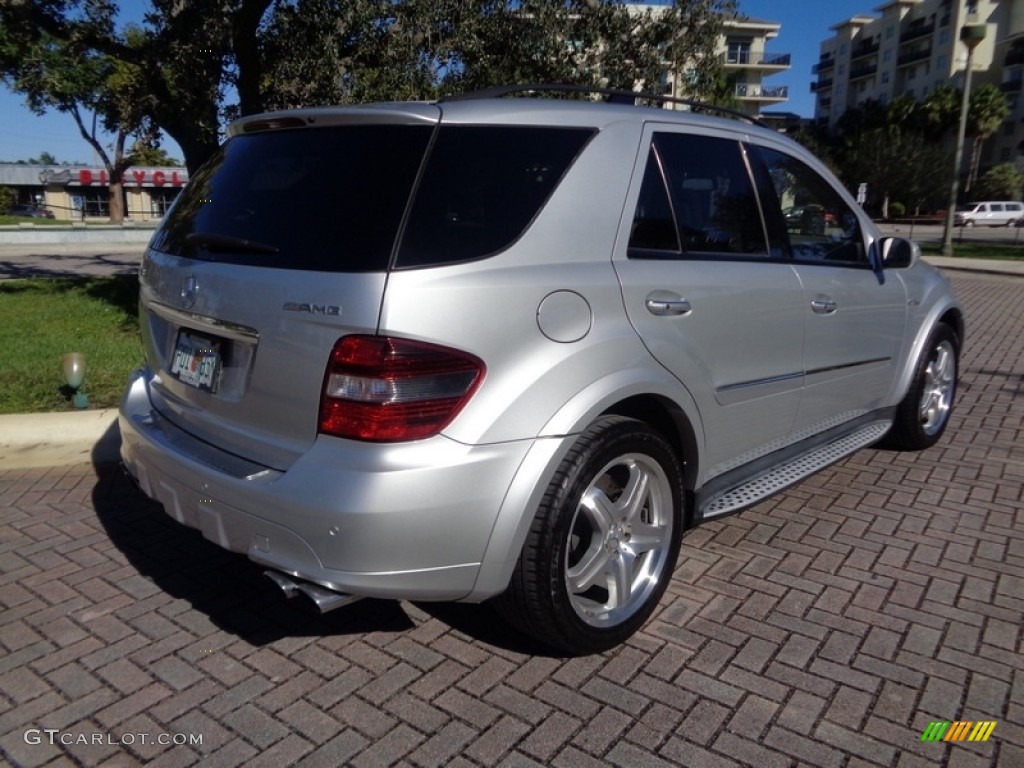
0, 226, 156, 247
922, 255, 1024, 278
0, 408, 120, 469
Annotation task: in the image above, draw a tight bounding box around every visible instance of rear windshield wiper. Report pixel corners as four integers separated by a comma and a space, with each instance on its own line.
185, 232, 280, 254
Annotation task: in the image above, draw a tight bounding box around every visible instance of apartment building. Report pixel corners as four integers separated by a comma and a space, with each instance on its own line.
715, 16, 792, 116
629, 4, 791, 116
813, 0, 1024, 169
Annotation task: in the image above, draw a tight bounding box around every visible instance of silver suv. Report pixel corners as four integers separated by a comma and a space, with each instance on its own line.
120, 86, 963, 654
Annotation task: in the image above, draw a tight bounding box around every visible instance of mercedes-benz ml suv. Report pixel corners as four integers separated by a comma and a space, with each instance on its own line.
119, 86, 963, 654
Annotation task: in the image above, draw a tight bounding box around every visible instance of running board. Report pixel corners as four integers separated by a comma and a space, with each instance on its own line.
700, 422, 890, 519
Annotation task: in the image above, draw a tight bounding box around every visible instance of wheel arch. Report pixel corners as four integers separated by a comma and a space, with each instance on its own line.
892, 299, 965, 406
599, 394, 700, 525
940, 306, 965, 349
466, 374, 705, 602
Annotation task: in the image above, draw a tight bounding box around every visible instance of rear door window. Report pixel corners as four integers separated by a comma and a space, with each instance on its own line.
395, 126, 595, 268
151, 125, 433, 272
628, 133, 770, 259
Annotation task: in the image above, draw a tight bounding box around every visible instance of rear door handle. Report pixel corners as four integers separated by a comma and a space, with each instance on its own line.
645, 298, 692, 316
810, 297, 838, 315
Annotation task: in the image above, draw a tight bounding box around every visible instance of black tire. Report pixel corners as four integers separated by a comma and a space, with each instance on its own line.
496, 416, 683, 655
885, 324, 959, 450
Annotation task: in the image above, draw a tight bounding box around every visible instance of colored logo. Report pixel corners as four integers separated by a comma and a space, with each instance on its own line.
920, 721, 996, 743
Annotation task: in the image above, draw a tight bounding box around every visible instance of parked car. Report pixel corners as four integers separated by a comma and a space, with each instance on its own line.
7, 204, 55, 219
120, 86, 963, 654
953, 200, 1024, 227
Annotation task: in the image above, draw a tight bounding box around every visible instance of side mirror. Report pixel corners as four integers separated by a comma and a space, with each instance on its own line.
877, 236, 919, 269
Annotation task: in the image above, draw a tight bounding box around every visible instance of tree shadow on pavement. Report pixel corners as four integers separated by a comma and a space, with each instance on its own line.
0, 253, 141, 280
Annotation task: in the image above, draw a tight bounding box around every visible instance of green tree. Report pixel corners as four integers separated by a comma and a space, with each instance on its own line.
974, 162, 1024, 201
130, 144, 182, 167
917, 84, 960, 141
2, 0, 737, 173
830, 97, 949, 216
0, 186, 15, 214
966, 83, 1009, 192
0, 19, 162, 223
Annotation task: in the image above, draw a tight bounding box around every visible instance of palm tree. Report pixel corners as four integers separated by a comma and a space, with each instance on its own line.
966, 83, 1009, 192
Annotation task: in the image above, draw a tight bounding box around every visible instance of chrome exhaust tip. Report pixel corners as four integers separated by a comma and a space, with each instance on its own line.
264, 570, 362, 614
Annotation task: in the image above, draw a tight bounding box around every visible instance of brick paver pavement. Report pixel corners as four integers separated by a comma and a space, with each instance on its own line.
1, 271, 1022, 768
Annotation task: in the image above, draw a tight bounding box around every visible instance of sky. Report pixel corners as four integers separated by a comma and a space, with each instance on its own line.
0, 0, 873, 165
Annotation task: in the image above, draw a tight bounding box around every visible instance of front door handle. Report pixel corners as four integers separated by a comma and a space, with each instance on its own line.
646, 298, 692, 316
810, 297, 838, 315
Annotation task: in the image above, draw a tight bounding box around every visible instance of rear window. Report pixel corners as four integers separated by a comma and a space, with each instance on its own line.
150, 125, 433, 272
396, 126, 594, 268
152, 123, 593, 272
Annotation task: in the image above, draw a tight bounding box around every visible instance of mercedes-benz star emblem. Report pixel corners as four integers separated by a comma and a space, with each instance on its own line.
180, 275, 198, 309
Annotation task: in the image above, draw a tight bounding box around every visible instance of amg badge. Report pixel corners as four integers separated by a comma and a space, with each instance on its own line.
282, 302, 341, 316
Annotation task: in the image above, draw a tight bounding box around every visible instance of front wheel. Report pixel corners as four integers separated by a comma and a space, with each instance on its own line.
885, 324, 959, 450
496, 416, 683, 655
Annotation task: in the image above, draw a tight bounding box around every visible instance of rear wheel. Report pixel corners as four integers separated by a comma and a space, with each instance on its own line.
497, 416, 683, 655
885, 324, 959, 450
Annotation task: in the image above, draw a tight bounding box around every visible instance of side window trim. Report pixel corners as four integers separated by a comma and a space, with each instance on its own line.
626, 142, 683, 258
739, 141, 790, 261
650, 144, 681, 253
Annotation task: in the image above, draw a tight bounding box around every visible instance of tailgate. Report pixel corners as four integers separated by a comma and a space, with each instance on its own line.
139, 251, 385, 470
135, 109, 439, 470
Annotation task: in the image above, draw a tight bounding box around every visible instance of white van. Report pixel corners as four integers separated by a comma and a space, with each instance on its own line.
954, 201, 1024, 227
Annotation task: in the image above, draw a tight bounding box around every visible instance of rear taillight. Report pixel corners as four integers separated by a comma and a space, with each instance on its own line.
318, 335, 485, 442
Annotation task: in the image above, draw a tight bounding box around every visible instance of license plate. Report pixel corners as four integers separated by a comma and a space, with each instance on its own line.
170, 331, 221, 391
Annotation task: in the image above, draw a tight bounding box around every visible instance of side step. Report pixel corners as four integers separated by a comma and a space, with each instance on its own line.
264, 570, 363, 614
701, 422, 890, 519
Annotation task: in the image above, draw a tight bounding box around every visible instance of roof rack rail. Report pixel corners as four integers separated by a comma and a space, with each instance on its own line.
439, 83, 768, 128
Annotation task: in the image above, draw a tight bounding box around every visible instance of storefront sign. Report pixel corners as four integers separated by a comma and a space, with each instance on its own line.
75, 168, 187, 187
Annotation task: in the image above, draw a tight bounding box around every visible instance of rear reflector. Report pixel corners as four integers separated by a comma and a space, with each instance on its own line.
318, 335, 485, 442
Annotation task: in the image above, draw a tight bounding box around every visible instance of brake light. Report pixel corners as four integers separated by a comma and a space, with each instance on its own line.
318, 335, 485, 442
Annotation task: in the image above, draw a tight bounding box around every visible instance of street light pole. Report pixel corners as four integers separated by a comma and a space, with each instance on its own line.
942, 23, 987, 257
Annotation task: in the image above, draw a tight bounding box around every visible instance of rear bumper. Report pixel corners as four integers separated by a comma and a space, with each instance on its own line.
118, 368, 539, 601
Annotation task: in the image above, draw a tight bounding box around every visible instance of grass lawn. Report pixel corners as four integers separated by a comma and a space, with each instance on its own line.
0, 215, 71, 226
0, 276, 143, 414
919, 241, 1024, 260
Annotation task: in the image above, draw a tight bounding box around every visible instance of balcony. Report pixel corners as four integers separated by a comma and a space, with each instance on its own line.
722, 51, 792, 69
850, 40, 880, 60
735, 83, 789, 101
897, 47, 932, 66
811, 78, 834, 93
813, 57, 835, 74
849, 62, 878, 80
900, 20, 936, 44
760, 52, 791, 68
1005, 44, 1024, 67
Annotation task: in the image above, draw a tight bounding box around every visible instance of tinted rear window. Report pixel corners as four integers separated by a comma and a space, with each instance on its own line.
150, 125, 432, 272
396, 126, 594, 268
